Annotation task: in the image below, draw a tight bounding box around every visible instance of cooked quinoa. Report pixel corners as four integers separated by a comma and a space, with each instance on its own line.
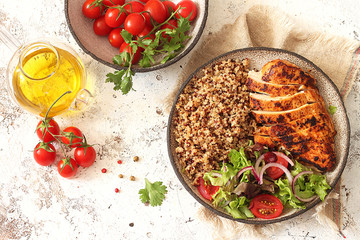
173, 59, 257, 186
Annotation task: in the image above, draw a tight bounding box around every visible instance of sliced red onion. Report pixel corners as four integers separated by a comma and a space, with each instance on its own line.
236, 166, 260, 182
273, 152, 294, 166
259, 163, 293, 185
292, 171, 317, 202
211, 172, 223, 178
254, 153, 265, 175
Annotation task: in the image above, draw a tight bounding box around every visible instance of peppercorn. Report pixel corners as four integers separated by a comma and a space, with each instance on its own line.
115, 188, 120, 193
118, 174, 124, 178
101, 168, 107, 173
130, 176, 135, 181
133, 156, 139, 162
117, 160, 122, 164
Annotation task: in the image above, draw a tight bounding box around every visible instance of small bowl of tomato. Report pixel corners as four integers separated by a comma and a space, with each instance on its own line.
65, 0, 208, 72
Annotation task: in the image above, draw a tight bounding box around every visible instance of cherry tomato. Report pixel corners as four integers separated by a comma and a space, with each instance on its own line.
58, 158, 78, 178
108, 28, 125, 48
119, 42, 143, 64
105, 7, 127, 28
82, 0, 104, 19
264, 152, 289, 180
124, 1, 145, 14
139, 0, 150, 3
102, 0, 125, 7
36, 118, 60, 143
163, 1, 176, 19
249, 194, 283, 219
137, 25, 155, 46
197, 177, 219, 201
33, 142, 56, 166
61, 127, 83, 148
124, 13, 146, 36
74, 145, 96, 167
160, 19, 178, 40
93, 16, 113, 36
175, 0, 197, 21
143, 0, 167, 26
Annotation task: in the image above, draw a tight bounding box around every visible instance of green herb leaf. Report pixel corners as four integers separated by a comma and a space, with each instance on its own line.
329, 105, 337, 115
121, 29, 133, 43
139, 178, 168, 207
105, 69, 134, 94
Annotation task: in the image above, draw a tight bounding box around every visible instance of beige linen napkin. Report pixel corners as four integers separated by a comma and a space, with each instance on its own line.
169, 4, 360, 239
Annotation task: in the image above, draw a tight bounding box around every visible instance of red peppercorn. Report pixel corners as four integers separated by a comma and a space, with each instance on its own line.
115, 188, 119, 193
101, 168, 107, 173
117, 160, 122, 164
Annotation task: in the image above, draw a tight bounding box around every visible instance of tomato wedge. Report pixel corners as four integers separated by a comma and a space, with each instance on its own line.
249, 194, 283, 219
264, 152, 289, 180
197, 177, 219, 200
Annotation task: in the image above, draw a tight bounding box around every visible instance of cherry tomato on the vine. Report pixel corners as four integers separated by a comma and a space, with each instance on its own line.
125, 13, 146, 36
160, 19, 178, 41
33, 142, 56, 166
124, 1, 145, 14
58, 158, 78, 178
143, 0, 167, 26
93, 16, 113, 36
36, 118, 60, 143
176, 0, 197, 21
82, 0, 104, 19
119, 42, 143, 64
102, 0, 125, 7
61, 127, 83, 148
108, 28, 125, 48
137, 25, 155, 46
163, 1, 176, 19
74, 145, 96, 167
105, 7, 127, 28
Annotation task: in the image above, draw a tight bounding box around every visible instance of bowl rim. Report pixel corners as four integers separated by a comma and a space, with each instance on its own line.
166, 47, 350, 224
64, 0, 209, 72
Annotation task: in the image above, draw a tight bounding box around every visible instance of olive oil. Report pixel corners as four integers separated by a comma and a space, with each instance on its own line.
12, 44, 85, 117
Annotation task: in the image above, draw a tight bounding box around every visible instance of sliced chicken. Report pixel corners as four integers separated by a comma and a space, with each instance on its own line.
252, 102, 327, 125
261, 59, 317, 86
249, 89, 324, 111
246, 71, 317, 97
257, 113, 336, 136
248, 59, 337, 172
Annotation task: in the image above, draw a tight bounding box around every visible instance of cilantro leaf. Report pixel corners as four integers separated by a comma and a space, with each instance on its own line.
329, 105, 337, 115
105, 69, 134, 94
121, 29, 133, 43
139, 178, 168, 207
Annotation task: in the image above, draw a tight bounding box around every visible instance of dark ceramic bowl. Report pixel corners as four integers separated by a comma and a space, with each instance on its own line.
65, 0, 208, 72
167, 47, 350, 224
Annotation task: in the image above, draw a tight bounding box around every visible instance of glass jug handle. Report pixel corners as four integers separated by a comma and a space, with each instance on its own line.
69, 89, 93, 112
0, 25, 22, 53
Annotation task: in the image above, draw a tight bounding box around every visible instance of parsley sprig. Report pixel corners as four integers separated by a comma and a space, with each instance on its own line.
105, 8, 192, 94
139, 178, 168, 206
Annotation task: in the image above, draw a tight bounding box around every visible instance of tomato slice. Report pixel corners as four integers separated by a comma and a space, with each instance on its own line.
249, 194, 283, 219
197, 177, 219, 201
264, 152, 289, 180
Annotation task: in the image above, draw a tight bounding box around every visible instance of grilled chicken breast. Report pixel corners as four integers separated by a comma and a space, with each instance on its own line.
246, 71, 316, 97
249, 89, 324, 111
260, 59, 317, 86
248, 59, 336, 172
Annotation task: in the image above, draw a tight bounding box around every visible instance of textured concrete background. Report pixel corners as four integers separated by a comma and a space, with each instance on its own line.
0, 0, 360, 239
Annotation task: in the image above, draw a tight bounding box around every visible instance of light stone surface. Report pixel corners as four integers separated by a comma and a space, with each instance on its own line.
0, 0, 360, 239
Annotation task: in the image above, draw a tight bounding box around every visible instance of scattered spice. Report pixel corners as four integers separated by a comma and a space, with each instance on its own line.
118, 174, 124, 178
133, 156, 139, 162
130, 176, 135, 181
129, 222, 134, 227
101, 168, 107, 173
117, 160, 123, 164
115, 188, 120, 193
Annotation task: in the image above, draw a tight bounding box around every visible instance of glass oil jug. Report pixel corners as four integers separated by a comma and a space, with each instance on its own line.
1, 26, 92, 117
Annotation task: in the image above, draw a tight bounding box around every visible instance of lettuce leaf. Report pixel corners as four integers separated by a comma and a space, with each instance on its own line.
228, 148, 252, 182
274, 178, 305, 209
224, 196, 254, 219
203, 163, 237, 187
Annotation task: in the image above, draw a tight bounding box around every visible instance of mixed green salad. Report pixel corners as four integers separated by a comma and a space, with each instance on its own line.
197, 142, 331, 219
